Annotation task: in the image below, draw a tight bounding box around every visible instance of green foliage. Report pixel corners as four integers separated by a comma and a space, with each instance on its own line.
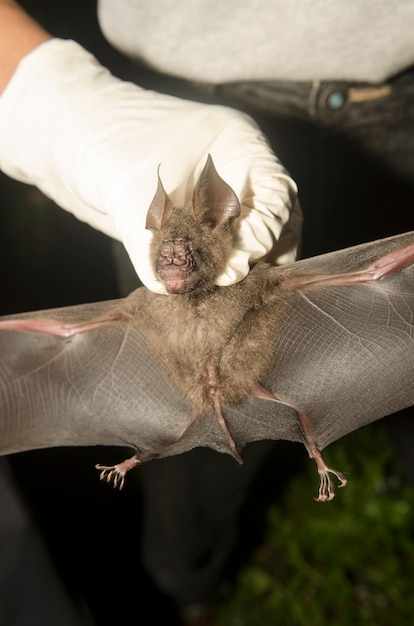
217, 425, 414, 625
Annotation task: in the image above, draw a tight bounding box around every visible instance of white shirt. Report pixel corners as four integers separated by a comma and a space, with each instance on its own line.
98, 0, 414, 84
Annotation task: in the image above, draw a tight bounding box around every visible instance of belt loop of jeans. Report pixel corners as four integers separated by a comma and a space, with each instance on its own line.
213, 76, 396, 126
312, 82, 395, 126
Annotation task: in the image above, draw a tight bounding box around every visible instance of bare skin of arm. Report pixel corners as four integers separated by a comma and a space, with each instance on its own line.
0, 0, 51, 93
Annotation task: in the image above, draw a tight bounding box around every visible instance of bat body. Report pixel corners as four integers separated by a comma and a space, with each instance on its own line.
0, 156, 413, 500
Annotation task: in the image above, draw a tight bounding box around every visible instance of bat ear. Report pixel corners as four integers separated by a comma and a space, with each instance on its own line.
192, 154, 241, 227
146, 167, 174, 230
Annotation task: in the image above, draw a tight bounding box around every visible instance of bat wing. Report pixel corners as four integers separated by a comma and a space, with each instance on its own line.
0, 232, 413, 493
258, 280, 414, 451
0, 299, 194, 456
262, 231, 414, 449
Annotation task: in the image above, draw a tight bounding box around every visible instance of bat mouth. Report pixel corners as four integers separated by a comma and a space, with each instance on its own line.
159, 267, 199, 294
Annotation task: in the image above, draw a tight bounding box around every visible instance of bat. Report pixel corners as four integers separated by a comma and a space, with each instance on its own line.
0, 155, 413, 502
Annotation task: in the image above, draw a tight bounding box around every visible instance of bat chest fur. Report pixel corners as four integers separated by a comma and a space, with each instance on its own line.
142, 267, 278, 411
163, 321, 247, 410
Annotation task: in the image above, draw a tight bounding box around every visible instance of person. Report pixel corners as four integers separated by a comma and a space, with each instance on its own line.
0, 3, 302, 625
1, 2, 414, 625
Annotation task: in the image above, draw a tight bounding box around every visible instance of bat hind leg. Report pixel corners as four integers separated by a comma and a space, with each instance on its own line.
205, 363, 243, 463
298, 410, 347, 502
211, 394, 243, 464
95, 455, 141, 490
252, 387, 347, 501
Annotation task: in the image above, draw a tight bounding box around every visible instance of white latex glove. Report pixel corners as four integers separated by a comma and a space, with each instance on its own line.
0, 38, 301, 293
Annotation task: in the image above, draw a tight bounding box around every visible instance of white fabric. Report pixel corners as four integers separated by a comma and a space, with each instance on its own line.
98, 0, 414, 84
0, 39, 300, 292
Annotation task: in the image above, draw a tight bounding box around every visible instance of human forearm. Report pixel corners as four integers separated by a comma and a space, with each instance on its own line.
0, 0, 50, 92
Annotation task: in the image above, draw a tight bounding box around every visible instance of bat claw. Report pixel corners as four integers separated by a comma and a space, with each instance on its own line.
297, 411, 348, 502
315, 467, 347, 502
95, 455, 140, 490
96, 464, 127, 490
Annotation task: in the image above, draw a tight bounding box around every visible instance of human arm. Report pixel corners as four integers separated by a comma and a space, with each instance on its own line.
0, 2, 301, 292
0, 0, 51, 92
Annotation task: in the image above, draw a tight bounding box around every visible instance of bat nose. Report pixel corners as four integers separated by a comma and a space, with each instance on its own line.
160, 240, 194, 270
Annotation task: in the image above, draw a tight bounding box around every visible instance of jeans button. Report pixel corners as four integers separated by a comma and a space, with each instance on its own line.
327, 90, 346, 109
315, 84, 348, 122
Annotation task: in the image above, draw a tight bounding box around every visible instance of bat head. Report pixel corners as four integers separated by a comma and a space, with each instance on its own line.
146, 154, 241, 294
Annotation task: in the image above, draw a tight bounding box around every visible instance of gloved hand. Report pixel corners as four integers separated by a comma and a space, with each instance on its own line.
0, 38, 301, 293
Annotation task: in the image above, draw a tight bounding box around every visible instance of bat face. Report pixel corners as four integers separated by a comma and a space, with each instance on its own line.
146, 155, 241, 294
149, 209, 216, 294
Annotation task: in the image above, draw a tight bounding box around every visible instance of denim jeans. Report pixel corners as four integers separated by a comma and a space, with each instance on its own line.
215, 67, 414, 182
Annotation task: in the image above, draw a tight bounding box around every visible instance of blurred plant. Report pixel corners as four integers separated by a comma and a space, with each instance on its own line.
217, 423, 414, 626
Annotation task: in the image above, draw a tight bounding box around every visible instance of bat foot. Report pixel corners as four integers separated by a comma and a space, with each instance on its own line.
295, 410, 348, 501
310, 441, 347, 502
315, 467, 347, 502
313, 455, 347, 502
95, 455, 140, 490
